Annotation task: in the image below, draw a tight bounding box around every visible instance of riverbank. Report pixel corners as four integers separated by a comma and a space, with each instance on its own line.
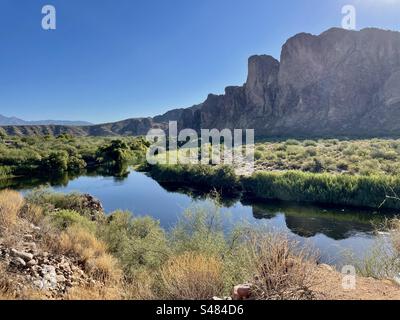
148, 164, 400, 211
0, 135, 148, 183
1, 189, 399, 300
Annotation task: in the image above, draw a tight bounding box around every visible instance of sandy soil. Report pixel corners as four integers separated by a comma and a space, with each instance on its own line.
312, 265, 400, 300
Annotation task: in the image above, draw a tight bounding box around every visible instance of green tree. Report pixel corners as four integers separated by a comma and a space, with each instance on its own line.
42, 151, 69, 173
97, 140, 134, 166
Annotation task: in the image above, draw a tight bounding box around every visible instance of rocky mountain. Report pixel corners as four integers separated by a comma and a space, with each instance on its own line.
2, 27, 400, 137
171, 27, 400, 137
0, 114, 92, 126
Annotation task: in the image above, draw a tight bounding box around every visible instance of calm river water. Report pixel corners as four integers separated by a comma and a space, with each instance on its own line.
10, 169, 394, 267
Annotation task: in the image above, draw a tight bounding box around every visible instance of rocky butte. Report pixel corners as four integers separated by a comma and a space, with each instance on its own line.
2, 27, 400, 138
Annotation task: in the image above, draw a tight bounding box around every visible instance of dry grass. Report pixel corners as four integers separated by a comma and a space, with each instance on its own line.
56, 224, 107, 260
52, 225, 122, 284
123, 271, 158, 300
0, 190, 24, 233
244, 231, 317, 300
20, 203, 43, 225
0, 263, 15, 300
160, 252, 224, 300
86, 254, 122, 284
65, 284, 122, 300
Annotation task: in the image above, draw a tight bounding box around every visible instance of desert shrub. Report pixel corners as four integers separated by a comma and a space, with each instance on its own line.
285, 139, 300, 146
243, 230, 316, 300
303, 140, 317, 147
254, 151, 263, 160
85, 254, 122, 284
51, 224, 121, 283
160, 252, 224, 300
26, 190, 103, 221
49, 209, 95, 232
371, 149, 398, 161
100, 211, 169, 279
56, 224, 107, 260
170, 205, 226, 256
304, 147, 317, 157
0, 190, 24, 232
19, 203, 43, 225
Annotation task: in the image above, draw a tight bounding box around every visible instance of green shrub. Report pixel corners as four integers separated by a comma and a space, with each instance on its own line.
49, 209, 95, 232
149, 164, 239, 191
100, 211, 169, 279
243, 170, 400, 209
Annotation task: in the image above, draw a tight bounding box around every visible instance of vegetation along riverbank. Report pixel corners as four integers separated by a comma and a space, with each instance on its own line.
3, 134, 400, 210
145, 137, 400, 210
1, 189, 400, 300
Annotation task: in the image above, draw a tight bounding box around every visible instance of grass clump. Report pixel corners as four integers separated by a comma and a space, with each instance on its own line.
160, 252, 224, 300
0, 190, 24, 233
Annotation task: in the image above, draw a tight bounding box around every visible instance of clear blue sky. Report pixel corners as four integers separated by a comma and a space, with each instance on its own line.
1, 0, 400, 123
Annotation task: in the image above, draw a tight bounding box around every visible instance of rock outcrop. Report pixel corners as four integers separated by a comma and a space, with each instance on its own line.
172, 28, 400, 137
3, 27, 400, 138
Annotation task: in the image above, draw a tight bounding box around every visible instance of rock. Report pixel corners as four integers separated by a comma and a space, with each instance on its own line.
30, 224, 41, 231
11, 249, 34, 262
233, 284, 252, 300
13, 257, 26, 267
23, 242, 37, 251
56, 275, 66, 283
26, 259, 37, 267
33, 279, 44, 290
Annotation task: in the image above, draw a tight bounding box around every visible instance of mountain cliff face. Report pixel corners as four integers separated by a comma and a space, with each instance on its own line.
172, 27, 400, 137
2, 27, 400, 137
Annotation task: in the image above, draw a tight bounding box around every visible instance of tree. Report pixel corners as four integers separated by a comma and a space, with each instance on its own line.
96, 140, 134, 166
42, 151, 69, 173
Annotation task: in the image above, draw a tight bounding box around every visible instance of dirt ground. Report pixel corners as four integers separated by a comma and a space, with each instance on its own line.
312, 265, 400, 300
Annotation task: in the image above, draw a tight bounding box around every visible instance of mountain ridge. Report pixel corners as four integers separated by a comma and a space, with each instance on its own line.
0, 114, 92, 127
2, 27, 400, 138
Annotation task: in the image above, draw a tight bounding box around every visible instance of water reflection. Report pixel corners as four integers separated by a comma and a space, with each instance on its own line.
249, 202, 383, 240
3, 169, 395, 265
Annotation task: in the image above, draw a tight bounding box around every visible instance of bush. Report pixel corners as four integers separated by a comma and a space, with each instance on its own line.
100, 211, 169, 279
160, 252, 224, 300
243, 230, 316, 300
150, 164, 239, 191
0, 190, 24, 232
54, 224, 122, 283
26, 190, 104, 221
49, 209, 95, 232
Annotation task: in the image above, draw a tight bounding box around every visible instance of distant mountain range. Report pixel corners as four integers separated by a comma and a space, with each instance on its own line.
0, 114, 92, 126
2, 27, 400, 138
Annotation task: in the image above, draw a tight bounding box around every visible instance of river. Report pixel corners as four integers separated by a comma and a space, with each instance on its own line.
7, 169, 395, 268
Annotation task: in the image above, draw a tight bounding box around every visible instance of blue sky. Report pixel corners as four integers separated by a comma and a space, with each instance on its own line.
1, 0, 400, 123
